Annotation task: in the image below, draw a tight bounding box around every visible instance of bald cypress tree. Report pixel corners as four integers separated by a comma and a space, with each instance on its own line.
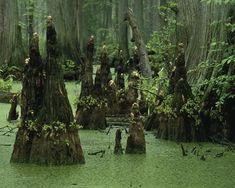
11, 17, 85, 165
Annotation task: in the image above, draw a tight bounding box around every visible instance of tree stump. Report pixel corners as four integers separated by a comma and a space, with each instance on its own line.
126, 103, 146, 154
114, 129, 123, 154
11, 17, 85, 165
7, 94, 19, 121
75, 40, 107, 130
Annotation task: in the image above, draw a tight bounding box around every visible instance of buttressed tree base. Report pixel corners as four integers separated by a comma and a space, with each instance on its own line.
11, 17, 85, 165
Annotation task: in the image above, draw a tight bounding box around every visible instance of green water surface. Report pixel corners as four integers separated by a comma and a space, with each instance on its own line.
0, 82, 235, 188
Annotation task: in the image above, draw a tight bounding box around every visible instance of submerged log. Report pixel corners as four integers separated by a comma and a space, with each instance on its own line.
11, 16, 85, 165
88, 150, 105, 158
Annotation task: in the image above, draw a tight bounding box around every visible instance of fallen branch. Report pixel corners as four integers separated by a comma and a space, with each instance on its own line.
0, 144, 11, 146
191, 146, 197, 155
0, 125, 10, 130
180, 144, 187, 156
210, 136, 235, 150
106, 126, 112, 135
2, 127, 17, 136
88, 150, 105, 156
215, 152, 224, 158
123, 127, 129, 134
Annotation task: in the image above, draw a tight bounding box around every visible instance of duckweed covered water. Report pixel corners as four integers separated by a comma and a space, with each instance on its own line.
0, 82, 235, 188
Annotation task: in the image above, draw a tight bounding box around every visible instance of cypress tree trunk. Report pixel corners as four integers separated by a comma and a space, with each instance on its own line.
42, 17, 73, 124
133, 0, 144, 40
176, 0, 231, 84
118, 0, 129, 60
152, 0, 235, 141
76, 0, 85, 52
11, 17, 85, 165
80, 36, 94, 98
11, 32, 44, 163
0, 0, 24, 67
47, 0, 81, 62
76, 41, 107, 130
126, 103, 146, 154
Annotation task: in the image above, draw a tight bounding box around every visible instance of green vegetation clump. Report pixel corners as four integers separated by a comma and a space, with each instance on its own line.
156, 95, 177, 119
76, 96, 107, 111
0, 77, 13, 92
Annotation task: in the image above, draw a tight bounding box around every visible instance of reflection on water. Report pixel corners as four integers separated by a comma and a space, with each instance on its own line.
0, 82, 235, 188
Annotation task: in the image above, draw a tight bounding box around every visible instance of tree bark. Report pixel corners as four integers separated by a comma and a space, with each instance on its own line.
118, 0, 129, 60
76, 0, 86, 52
145, 0, 160, 41
125, 9, 153, 78
133, 0, 144, 40
47, 0, 81, 62
11, 18, 85, 165
0, 0, 24, 67
176, 0, 231, 84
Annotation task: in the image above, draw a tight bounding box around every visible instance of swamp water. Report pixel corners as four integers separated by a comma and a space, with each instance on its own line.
0, 82, 235, 188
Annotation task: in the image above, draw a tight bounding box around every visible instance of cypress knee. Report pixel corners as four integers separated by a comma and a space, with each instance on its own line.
126, 103, 146, 154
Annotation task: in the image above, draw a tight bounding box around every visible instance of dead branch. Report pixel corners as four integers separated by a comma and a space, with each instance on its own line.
88, 150, 105, 156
